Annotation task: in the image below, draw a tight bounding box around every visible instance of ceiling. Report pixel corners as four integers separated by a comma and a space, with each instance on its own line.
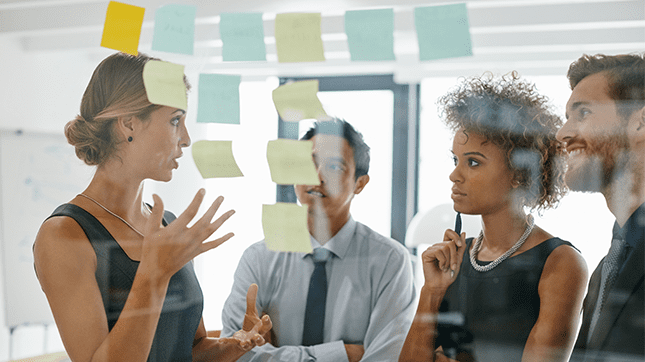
1, 0, 644, 81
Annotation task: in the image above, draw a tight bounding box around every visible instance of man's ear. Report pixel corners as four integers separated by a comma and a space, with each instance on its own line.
629, 106, 645, 146
353, 174, 370, 195
115, 115, 135, 141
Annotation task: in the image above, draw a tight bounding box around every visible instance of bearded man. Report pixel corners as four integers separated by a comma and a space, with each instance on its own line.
557, 53, 644, 362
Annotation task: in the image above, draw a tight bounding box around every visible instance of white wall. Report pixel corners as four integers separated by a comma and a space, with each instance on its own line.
0, 38, 91, 360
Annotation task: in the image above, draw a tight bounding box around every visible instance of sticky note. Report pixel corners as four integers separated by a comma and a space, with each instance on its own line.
142, 60, 188, 110
151, 4, 196, 55
100, 1, 145, 55
345, 8, 395, 61
262, 203, 312, 253
275, 13, 325, 63
191, 140, 244, 178
266, 139, 320, 185
272, 80, 327, 122
196, 74, 241, 124
220, 12, 267, 61
414, 3, 473, 61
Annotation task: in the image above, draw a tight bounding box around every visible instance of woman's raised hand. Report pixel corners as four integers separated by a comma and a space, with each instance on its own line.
141, 189, 235, 281
421, 229, 466, 291
225, 283, 273, 351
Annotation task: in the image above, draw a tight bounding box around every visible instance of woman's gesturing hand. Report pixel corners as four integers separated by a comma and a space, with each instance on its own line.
421, 229, 466, 291
141, 189, 235, 281
225, 283, 273, 351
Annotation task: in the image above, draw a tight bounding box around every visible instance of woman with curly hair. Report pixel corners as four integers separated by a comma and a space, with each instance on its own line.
400, 73, 588, 362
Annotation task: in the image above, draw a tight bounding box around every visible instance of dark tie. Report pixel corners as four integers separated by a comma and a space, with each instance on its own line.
588, 230, 628, 340
302, 247, 331, 346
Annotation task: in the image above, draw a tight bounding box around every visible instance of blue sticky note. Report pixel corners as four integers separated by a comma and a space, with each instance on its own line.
345, 8, 395, 61
414, 3, 473, 61
197, 74, 241, 124
152, 4, 196, 55
219, 13, 267, 61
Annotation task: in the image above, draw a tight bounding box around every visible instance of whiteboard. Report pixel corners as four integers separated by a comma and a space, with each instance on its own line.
0, 130, 94, 328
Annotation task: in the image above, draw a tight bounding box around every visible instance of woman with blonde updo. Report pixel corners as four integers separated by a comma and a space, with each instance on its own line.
33, 52, 271, 362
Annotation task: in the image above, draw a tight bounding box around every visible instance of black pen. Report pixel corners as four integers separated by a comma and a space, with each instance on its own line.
452, 212, 462, 278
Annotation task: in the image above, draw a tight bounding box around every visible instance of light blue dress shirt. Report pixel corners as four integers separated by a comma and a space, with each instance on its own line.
221, 217, 416, 362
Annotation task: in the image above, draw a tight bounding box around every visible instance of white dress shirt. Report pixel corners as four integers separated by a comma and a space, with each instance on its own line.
221, 217, 416, 362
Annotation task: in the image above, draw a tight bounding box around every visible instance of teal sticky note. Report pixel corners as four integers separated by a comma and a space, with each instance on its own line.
345, 8, 395, 61
220, 13, 267, 61
196, 74, 241, 124
151, 4, 196, 55
414, 3, 473, 61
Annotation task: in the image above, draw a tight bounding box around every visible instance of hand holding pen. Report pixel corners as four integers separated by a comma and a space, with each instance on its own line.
420, 212, 466, 289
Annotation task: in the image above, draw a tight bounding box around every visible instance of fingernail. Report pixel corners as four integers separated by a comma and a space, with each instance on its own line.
451, 270, 455, 278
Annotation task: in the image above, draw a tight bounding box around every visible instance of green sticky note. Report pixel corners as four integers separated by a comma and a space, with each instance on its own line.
345, 8, 395, 61
266, 139, 320, 186
192, 140, 244, 178
220, 12, 267, 61
151, 4, 196, 55
100, 1, 145, 55
275, 13, 325, 63
262, 203, 312, 253
272, 80, 327, 122
415, 3, 473, 61
196, 74, 241, 124
142, 60, 188, 110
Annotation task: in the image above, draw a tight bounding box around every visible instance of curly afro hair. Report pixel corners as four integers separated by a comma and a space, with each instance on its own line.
439, 72, 566, 212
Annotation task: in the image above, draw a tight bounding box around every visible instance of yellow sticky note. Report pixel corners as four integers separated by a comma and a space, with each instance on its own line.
275, 13, 325, 63
262, 203, 312, 253
272, 80, 328, 122
267, 139, 320, 186
100, 1, 145, 55
192, 140, 244, 178
142, 60, 188, 110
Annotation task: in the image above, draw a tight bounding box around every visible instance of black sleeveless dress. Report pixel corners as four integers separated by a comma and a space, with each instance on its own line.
437, 237, 577, 362
47, 204, 204, 362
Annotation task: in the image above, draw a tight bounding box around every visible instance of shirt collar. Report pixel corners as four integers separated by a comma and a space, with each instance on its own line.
613, 202, 645, 250
304, 216, 357, 260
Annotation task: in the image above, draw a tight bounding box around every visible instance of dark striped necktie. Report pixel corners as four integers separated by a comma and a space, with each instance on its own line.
588, 233, 628, 340
302, 247, 331, 346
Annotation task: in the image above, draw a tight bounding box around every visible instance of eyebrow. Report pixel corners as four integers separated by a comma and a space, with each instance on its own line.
565, 101, 589, 120
314, 155, 347, 165
465, 151, 487, 159
450, 150, 488, 159
172, 109, 186, 115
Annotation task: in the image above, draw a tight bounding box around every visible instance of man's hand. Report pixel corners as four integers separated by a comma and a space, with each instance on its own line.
345, 344, 364, 362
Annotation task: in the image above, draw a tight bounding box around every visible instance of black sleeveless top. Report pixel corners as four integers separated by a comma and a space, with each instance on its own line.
47, 204, 204, 362
437, 237, 577, 362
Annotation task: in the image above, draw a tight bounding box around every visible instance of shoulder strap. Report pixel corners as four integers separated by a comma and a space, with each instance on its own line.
47, 204, 119, 260
537, 238, 579, 263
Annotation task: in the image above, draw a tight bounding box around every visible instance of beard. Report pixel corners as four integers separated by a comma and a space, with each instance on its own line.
565, 133, 630, 193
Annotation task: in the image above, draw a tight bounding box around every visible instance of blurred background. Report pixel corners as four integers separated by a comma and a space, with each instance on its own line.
0, 0, 642, 359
